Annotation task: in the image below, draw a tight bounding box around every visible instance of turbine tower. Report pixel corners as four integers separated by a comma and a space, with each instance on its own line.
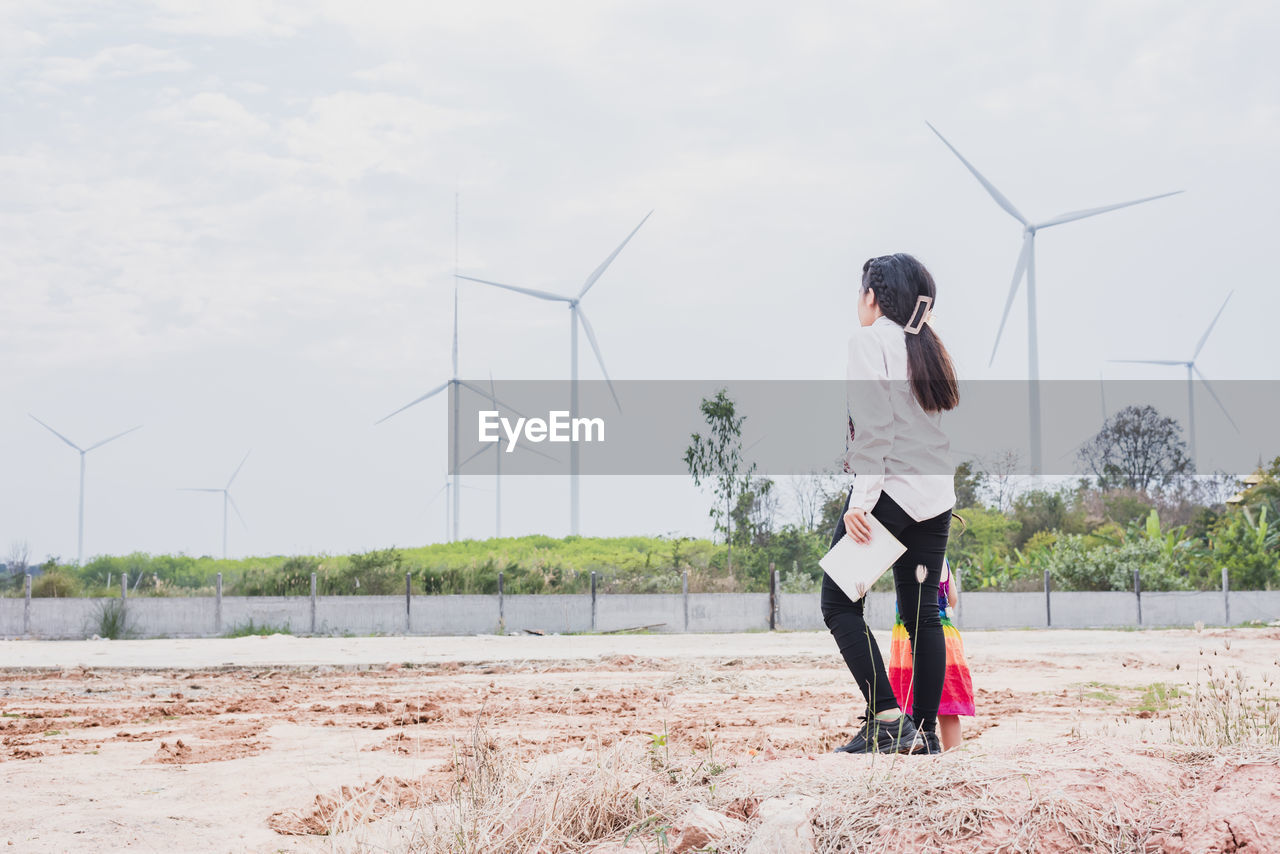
927, 122, 1182, 474
377, 193, 520, 542
1109, 291, 1238, 470
456, 373, 557, 538
459, 210, 651, 534
179, 451, 250, 560
29, 415, 141, 566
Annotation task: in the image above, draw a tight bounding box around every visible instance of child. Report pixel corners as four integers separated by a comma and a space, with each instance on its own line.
887, 556, 974, 750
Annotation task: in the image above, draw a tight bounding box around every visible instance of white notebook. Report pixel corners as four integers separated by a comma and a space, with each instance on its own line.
819, 514, 907, 600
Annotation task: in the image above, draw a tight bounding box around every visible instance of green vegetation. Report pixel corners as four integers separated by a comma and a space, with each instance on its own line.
91, 598, 135, 639
3, 440, 1276, 597
224, 619, 292, 637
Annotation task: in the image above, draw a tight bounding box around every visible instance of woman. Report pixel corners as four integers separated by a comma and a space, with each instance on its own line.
822, 253, 959, 756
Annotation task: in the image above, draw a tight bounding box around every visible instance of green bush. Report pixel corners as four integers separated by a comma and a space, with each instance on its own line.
31, 570, 79, 598
1042, 535, 1192, 592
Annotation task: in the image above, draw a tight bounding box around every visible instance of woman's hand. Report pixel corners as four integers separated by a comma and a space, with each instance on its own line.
843, 507, 872, 544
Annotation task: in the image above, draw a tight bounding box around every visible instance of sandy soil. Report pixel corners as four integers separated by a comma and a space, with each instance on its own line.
1, 627, 1277, 852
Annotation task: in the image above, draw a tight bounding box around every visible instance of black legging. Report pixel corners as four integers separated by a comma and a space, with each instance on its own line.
821, 488, 952, 733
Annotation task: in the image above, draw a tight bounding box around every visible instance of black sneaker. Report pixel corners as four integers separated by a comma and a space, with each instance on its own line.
910, 729, 943, 755
832, 709, 874, 754
870, 713, 919, 754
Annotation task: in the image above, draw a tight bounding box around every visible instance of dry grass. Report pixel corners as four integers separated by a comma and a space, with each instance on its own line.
1168, 640, 1280, 749
339, 706, 733, 854
804, 747, 1166, 854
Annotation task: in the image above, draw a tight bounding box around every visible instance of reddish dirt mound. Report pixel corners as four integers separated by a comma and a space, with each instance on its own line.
145, 737, 268, 764
1152, 761, 1280, 853
267, 774, 437, 835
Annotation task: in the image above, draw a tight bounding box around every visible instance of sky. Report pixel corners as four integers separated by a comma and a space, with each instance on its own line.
2, 1, 1278, 563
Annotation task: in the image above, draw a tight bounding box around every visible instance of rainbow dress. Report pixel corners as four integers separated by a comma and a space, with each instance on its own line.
888, 558, 975, 717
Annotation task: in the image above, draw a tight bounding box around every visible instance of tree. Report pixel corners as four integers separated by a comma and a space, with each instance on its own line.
977, 449, 1022, 514
1078, 405, 1191, 493
953, 461, 986, 510
6, 541, 29, 577
731, 477, 778, 547
684, 389, 756, 572
787, 472, 840, 532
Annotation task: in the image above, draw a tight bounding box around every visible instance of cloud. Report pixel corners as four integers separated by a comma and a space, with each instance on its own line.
36, 43, 191, 86
282, 91, 494, 183
148, 91, 271, 138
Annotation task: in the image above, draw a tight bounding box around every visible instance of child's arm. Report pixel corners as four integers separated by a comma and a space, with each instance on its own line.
945, 562, 959, 609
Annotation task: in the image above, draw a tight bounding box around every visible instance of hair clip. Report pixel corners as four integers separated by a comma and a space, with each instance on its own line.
904, 294, 933, 334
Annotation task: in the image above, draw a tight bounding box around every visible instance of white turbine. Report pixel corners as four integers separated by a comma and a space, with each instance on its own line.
456, 372, 558, 538
1109, 291, 1238, 470
179, 451, 250, 560
459, 210, 652, 534
927, 122, 1182, 474
29, 415, 141, 566
377, 192, 521, 542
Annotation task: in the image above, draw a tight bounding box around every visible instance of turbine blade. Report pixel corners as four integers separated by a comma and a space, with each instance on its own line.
457, 275, 568, 303
1193, 290, 1232, 361
227, 493, 249, 530
989, 234, 1032, 367
457, 380, 528, 419
225, 451, 251, 489
1193, 365, 1240, 433
1106, 359, 1186, 366
178, 488, 223, 492
1035, 191, 1183, 230
576, 308, 622, 413
29, 414, 82, 452
578, 210, 653, 300
85, 424, 142, 453
376, 380, 451, 424
926, 122, 1028, 226
425, 482, 450, 508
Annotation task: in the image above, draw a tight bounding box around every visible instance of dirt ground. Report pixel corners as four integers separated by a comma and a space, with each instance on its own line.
1, 628, 1278, 853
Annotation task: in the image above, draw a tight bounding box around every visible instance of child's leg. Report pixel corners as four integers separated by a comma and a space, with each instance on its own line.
938, 715, 962, 750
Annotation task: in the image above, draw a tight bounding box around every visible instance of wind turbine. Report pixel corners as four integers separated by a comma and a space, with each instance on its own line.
927, 122, 1182, 475
179, 451, 250, 560
28, 415, 141, 566
459, 210, 652, 534
456, 373, 558, 538
377, 192, 521, 543
1109, 291, 1237, 470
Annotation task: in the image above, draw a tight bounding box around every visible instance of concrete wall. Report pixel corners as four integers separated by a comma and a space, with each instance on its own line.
955, 592, 1047, 630
1228, 591, 1280, 624
411, 595, 498, 636
2, 587, 1277, 640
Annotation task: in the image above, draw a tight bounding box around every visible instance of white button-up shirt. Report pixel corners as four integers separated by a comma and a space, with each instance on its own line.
844, 314, 956, 522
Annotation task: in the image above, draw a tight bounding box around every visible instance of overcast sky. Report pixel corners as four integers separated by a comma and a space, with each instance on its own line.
3, 1, 1277, 563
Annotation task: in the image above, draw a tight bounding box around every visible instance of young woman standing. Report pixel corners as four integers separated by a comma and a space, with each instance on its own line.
822, 253, 960, 755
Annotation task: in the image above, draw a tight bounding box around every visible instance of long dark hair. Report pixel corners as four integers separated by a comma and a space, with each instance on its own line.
861, 253, 959, 413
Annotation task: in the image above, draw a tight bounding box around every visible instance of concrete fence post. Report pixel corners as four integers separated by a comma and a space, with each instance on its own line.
1222, 566, 1230, 626
1134, 568, 1142, 626
121, 572, 128, 599
1044, 570, 1051, 628
215, 572, 223, 635
310, 572, 317, 635
682, 571, 689, 632
590, 571, 597, 631
769, 562, 778, 630
405, 572, 411, 633
23, 574, 31, 635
